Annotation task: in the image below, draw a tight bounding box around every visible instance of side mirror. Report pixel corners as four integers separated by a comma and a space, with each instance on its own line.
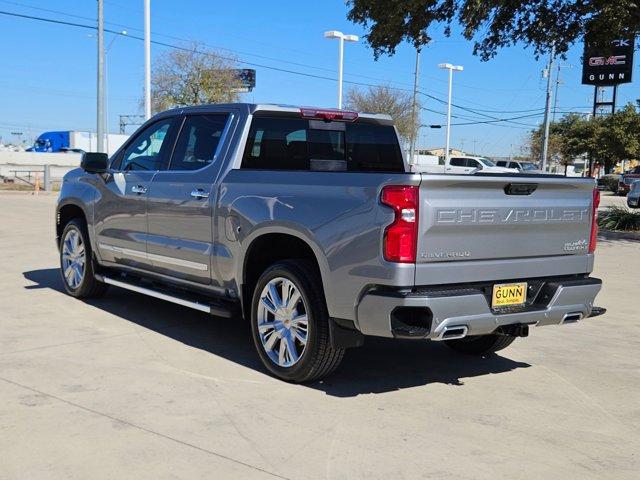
81, 152, 109, 174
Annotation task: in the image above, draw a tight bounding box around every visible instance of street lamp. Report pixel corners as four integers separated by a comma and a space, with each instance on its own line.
438, 63, 463, 165
324, 30, 358, 109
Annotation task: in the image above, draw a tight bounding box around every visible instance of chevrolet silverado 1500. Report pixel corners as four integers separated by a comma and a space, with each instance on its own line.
56, 103, 604, 382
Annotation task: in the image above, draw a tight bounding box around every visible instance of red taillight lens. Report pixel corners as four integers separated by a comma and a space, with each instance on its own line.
589, 188, 600, 253
381, 185, 419, 263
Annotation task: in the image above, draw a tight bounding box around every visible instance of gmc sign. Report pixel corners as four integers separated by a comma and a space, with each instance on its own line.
582, 38, 635, 85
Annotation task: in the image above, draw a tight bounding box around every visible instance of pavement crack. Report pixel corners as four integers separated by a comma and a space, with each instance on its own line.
0, 332, 138, 357
0, 375, 292, 480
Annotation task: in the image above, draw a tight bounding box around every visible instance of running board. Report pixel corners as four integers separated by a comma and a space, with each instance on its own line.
96, 275, 234, 318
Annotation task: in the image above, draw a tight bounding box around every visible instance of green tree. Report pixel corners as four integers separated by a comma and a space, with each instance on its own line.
344, 85, 419, 142
599, 104, 640, 171
150, 43, 242, 113
530, 105, 640, 173
347, 1, 639, 60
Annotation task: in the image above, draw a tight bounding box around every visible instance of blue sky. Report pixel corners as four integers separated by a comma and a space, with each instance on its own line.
0, 0, 638, 156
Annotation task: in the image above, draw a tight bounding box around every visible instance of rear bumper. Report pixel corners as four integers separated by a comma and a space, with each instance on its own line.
356, 276, 602, 339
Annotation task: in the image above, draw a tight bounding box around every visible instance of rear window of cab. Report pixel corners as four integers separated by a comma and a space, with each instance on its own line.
241, 116, 404, 173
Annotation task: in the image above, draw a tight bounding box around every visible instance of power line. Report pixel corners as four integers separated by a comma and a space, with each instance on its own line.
0, 2, 419, 90
0, 8, 556, 129
450, 113, 543, 126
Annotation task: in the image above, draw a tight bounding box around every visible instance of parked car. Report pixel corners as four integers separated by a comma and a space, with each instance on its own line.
411, 155, 519, 174
618, 166, 640, 195
56, 103, 604, 382
495, 160, 541, 173
627, 179, 640, 208
445, 156, 519, 174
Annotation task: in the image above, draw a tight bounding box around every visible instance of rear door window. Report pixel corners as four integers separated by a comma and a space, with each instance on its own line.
241, 116, 404, 172
169, 114, 229, 171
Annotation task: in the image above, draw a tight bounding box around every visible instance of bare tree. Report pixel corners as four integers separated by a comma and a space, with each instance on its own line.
345, 85, 418, 143
150, 42, 242, 113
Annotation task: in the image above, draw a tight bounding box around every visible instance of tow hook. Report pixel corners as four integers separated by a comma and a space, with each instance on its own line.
498, 324, 529, 337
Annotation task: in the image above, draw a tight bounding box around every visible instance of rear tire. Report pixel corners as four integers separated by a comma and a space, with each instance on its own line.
249, 260, 344, 383
59, 218, 108, 299
444, 333, 516, 355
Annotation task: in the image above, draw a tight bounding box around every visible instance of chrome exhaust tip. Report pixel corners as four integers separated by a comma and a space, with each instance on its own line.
435, 325, 468, 341
562, 312, 583, 324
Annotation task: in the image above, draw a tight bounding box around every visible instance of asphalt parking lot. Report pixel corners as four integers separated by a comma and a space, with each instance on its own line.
1, 192, 639, 479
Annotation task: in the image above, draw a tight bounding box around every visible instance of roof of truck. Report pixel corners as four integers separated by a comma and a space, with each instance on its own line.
156, 103, 394, 124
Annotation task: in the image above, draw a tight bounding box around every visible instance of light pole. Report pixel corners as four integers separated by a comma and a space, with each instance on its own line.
438, 63, 463, 165
97, 0, 105, 153
144, 0, 151, 120
105, 30, 127, 153
409, 46, 421, 167
323, 30, 358, 109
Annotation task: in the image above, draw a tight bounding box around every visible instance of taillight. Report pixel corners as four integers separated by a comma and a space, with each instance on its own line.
381, 185, 419, 263
589, 188, 600, 253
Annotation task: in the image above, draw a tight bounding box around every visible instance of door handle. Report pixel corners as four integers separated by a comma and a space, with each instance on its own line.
190, 188, 210, 199
131, 185, 147, 195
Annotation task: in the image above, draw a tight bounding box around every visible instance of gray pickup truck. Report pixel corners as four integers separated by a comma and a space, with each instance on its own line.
56, 103, 604, 382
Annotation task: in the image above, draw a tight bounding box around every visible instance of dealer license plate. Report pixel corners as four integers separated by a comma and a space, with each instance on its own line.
492, 282, 527, 308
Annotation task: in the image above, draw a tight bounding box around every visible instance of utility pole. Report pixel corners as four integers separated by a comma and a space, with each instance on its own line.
552, 63, 572, 122
144, 0, 151, 120
552, 63, 561, 123
541, 44, 555, 171
408, 46, 421, 167
97, 0, 105, 153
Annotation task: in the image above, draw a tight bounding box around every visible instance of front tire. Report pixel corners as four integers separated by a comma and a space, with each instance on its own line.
444, 333, 516, 355
59, 218, 108, 298
249, 260, 344, 383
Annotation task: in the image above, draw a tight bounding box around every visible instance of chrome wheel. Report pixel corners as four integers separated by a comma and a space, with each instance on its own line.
257, 277, 309, 368
61, 228, 86, 289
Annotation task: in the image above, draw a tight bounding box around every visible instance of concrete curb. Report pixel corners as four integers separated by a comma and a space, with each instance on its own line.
0, 190, 58, 196
598, 229, 640, 242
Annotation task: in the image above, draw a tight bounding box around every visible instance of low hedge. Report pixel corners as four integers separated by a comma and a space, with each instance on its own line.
598, 206, 640, 231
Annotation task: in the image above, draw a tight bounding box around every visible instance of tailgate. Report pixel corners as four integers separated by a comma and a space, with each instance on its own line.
416, 174, 596, 263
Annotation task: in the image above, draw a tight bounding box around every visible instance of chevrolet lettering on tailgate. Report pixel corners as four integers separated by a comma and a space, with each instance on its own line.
435, 207, 590, 224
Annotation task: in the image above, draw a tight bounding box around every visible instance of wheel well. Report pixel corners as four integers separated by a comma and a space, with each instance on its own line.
242, 233, 322, 313
56, 204, 86, 243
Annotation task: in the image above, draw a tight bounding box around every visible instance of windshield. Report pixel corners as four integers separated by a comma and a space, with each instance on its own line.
521, 163, 538, 170
478, 158, 496, 167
